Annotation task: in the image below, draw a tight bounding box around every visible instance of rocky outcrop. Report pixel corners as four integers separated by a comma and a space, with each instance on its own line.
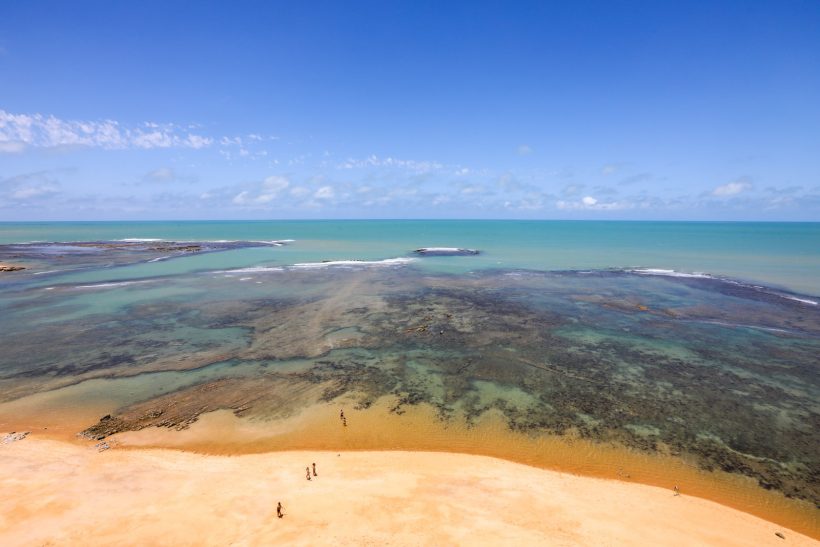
0, 265, 26, 272
414, 248, 480, 256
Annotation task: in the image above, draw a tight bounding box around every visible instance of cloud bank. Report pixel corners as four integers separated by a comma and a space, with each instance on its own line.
0, 110, 213, 153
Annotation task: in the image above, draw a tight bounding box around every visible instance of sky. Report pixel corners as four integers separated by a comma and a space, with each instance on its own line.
1, 0, 819, 221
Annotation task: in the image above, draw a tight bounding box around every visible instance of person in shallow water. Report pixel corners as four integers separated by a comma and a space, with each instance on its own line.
277, 502, 283, 518
312, 462, 317, 477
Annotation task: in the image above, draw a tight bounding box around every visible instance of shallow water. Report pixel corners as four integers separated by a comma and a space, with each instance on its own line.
0, 224, 818, 536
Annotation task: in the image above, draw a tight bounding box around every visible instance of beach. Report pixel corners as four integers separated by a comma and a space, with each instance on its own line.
1, 436, 815, 546
1, 222, 818, 544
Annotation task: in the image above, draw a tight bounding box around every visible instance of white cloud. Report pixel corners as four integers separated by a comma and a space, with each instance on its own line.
0, 141, 25, 153
460, 185, 483, 195
561, 184, 584, 197
185, 134, 213, 149
556, 195, 632, 211
314, 186, 335, 199
11, 185, 58, 199
1, 171, 62, 203
232, 191, 250, 205
220, 136, 243, 146
144, 167, 176, 182
229, 175, 292, 206
0, 109, 213, 152
140, 167, 198, 185
132, 130, 175, 149
517, 144, 532, 156
712, 179, 752, 197
263, 175, 289, 192
505, 196, 544, 211
337, 155, 444, 173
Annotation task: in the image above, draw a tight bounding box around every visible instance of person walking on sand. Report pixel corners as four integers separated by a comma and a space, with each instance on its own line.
673, 485, 680, 496
306, 466, 311, 480
312, 462, 317, 477
277, 502, 283, 518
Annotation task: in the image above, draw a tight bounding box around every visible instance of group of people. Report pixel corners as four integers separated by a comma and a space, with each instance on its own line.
278, 463, 318, 519
278, 408, 349, 519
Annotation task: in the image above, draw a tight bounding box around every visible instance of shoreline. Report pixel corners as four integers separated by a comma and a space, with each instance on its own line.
1, 437, 816, 546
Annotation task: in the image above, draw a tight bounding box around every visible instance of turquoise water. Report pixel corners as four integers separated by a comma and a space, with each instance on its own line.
2, 220, 819, 295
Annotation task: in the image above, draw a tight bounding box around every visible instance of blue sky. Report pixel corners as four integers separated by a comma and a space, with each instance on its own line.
1, 0, 818, 220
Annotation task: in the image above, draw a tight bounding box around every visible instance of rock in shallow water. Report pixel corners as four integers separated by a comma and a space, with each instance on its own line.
414, 248, 480, 256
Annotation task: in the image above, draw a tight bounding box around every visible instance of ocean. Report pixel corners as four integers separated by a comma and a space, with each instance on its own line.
0, 220, 818, 535
1, 220, 819, 293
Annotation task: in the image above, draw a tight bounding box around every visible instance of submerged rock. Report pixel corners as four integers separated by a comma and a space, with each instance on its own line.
413, 248, 479, 256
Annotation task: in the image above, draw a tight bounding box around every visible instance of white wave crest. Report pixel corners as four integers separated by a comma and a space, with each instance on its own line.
33, 268, 71, 275
291, 257, 416, 269
75, 280, 154, 289
782, 295, 818, 306
251, 239, 294, 246
214, 257, 415, 275
216, 266, 285, 274
629, 268, 712, 279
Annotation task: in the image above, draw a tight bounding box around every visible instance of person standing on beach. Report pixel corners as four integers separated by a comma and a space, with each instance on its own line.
312, 462, 317, 477
277, 502, 283, 518
306, 466, 311, 480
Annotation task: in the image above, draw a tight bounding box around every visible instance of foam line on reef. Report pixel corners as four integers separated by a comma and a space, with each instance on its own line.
629, 267, 712, 279
623, 267, 818, 306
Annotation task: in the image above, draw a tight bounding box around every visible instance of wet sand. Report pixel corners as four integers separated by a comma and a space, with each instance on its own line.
0, 436, 815, 546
